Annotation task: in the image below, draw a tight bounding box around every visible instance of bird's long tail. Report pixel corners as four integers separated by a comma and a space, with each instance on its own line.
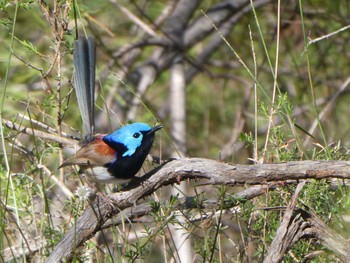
74, 36, 96, 140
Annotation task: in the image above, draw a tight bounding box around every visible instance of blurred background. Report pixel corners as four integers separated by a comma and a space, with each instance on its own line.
1, 0, 350, 262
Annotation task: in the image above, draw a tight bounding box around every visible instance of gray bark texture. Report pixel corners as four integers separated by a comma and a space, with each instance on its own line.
45, 158, 350, 262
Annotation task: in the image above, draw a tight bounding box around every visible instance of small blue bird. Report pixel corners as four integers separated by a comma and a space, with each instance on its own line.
60, 123, 163, 184
60, 36, 162, 184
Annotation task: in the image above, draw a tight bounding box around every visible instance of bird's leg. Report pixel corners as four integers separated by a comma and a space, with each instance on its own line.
78, 169, 116, 208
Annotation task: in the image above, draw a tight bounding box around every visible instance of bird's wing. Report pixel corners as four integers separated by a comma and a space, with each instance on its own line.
59, 138, 116, 168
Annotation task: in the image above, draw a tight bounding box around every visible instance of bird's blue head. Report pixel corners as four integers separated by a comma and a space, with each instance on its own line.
102, 123, 162, 157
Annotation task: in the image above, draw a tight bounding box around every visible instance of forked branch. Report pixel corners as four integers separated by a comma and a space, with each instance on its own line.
45, 158, 350, 262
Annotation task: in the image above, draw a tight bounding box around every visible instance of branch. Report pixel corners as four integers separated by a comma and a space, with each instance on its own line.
264, 182, 350, 262
3, 119, 77, 146
125, 0, 270, 117
103, 184, 272, 229
263, 182, 307, 263
303, 205, 350, 261
45, 158, 350, 262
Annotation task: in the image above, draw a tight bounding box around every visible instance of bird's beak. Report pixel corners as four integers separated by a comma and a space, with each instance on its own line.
147, 125, 163, 135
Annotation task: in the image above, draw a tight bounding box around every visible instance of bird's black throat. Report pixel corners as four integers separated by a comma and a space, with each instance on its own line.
105, 133, 156, 180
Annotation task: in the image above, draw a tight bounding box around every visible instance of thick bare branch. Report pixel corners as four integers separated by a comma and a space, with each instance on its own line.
264, 197, 350, 262
263, 182, 306, 263
304, 207, 350, 262
45, 158, 350, 262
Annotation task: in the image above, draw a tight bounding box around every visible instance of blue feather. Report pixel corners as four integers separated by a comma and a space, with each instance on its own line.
103, 123, 152, 157
61, 122, 162, 183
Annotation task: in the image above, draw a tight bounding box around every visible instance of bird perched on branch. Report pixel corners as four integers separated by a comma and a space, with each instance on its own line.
60, 36, 162, 184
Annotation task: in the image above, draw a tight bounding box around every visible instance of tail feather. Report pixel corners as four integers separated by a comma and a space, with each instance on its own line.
74, 36, 96, 138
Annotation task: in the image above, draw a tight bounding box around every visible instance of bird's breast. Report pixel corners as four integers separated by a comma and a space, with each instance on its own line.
84, 166, 131, 184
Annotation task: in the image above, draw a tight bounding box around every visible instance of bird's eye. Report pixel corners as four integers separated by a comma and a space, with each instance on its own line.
133, 132, 140, 138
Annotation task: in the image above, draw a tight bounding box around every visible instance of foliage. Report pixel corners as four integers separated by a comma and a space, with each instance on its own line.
1, 0, 350, 262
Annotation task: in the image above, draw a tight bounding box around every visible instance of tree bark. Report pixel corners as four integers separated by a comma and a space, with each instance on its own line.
45, 158, 350, 262
263, 182, 307, 263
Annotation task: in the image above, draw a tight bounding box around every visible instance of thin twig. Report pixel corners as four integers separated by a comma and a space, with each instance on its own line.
16, 114, 80, 140
308, 24, 350, 46
109, 0, 158, 37
3, 119, 77, 146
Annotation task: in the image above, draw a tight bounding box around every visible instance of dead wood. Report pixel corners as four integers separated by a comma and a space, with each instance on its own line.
45, 158, 350, 262
264, 181, 350, 262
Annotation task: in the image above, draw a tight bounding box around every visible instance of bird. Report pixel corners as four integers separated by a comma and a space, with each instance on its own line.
60, 123, 163, 184
60, 35, 162, 184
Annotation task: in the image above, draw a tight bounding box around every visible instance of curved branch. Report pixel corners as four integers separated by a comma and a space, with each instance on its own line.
45, 158, 350, 262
